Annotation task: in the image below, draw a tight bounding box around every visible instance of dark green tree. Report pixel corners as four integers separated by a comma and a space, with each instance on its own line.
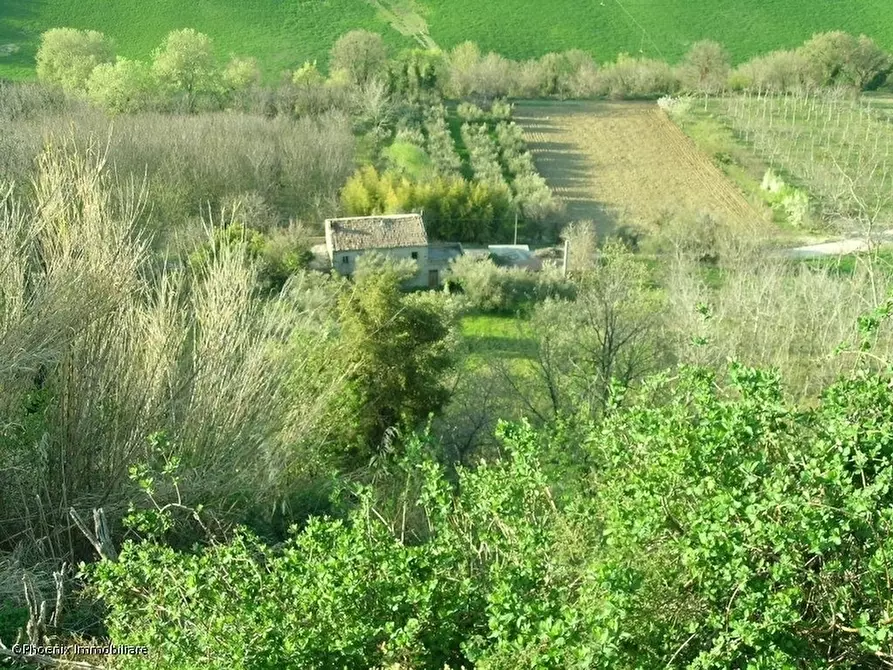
337, 255, 454, 458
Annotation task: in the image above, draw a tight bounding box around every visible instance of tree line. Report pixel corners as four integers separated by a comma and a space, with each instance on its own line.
32, 27, 893, 118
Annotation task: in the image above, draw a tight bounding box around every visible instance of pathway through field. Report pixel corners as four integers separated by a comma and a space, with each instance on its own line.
367, 0, 438, 49
515, 101, 764, 235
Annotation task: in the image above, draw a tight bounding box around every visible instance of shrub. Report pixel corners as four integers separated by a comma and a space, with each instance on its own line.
0, 140, 345, 561
335, 255, 456, 456
598, 54, 680, 98
383, 140, 436, 181
761, 169, 811, 227
85, 424, 562, 669
0, 81, 72, 121
87, 362, 893, 668
457, 102, 485, 122
222, 56, 262, 91
800, 31, 891, 90
731, 49, 810, 92
446, 255, 573, 313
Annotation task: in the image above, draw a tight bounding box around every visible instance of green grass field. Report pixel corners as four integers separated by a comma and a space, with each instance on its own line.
3, 0, 893, 81
0, 0, 408, 80
460, 313, 536, 363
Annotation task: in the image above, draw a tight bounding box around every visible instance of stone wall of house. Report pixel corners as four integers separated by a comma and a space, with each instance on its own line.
330, 246, 432, 288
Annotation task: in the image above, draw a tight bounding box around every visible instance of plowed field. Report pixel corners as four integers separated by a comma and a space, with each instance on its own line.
515, 101, 765, 235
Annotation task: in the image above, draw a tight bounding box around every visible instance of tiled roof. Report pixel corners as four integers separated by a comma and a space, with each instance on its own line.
325, 214, 428, 252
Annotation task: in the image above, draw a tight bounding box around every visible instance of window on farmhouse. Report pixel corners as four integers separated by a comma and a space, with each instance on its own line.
411, 251, 418, 260
342, 255, 349, 265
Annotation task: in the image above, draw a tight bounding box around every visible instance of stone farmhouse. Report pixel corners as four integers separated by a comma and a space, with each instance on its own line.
324, 214, 461, 289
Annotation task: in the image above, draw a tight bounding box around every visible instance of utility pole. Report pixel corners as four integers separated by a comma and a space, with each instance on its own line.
513, 210, 518, 245
562, 239, 569, 278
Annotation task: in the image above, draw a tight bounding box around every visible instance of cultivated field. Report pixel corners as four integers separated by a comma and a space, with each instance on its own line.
515, 101, 764, 235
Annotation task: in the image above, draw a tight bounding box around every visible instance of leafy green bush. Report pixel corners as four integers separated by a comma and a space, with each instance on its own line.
446, 255, 574, 313
87, 422, 564, 670
761, 168, 811, 227
383, 140, 436, 180
87, 361, 893, 668
335, 254, 457, 458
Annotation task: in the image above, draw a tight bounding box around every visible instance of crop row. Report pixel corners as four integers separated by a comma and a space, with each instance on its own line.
461, 122, 511, 190
423, 104, 463, 176
714, 93, 893, 223
494, 121, 559, 221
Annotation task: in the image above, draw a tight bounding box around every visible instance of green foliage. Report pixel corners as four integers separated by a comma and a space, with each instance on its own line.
800, 31, 891, 89
152, 28, 221, 111
383, 141, 436, 181
578, 365, 893, 667
389, 48, 447, 99
222, 56, 261, 91
335, 255, 456, 458
447, 255, 574, 314
84, 423, 560, 669
85, 57, 153, 114
291, 60, 324, 88
35, 27, 115, 93
0, 0, 403, 83
340, 165, 514, 243
86, 361, 893, 667
7, 2, 893, 85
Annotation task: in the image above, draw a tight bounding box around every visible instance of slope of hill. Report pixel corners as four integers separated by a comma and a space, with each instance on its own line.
2, 0, 893, 80
0, 0, 410, 80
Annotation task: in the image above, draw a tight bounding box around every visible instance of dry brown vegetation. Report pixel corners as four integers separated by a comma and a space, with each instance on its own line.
515, 101, 768, 237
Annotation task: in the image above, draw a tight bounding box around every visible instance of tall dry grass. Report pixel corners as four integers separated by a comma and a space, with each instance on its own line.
0, 138, 347, 564
0, 100, 355, 246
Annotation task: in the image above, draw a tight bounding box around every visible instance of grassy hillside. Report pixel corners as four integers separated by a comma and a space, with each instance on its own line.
0, 0, 410, 81
424, 0, 893, 64
2, 0, 893, 80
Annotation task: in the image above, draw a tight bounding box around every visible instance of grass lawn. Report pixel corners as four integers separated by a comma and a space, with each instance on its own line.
460, 313, 537, 363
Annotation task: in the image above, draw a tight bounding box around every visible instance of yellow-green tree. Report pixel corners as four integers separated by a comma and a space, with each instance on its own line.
36, 28, 115, 93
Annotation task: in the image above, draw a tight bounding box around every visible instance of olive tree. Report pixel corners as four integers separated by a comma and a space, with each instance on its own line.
152, 29, 221, 111
36, 27, 116, 93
